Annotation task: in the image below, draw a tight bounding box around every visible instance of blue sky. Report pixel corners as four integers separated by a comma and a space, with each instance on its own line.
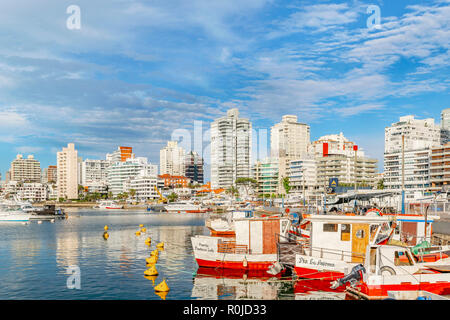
0, 0, 449, 181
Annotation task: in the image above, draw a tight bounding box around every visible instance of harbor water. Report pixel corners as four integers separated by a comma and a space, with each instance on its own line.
0, 209, 345, 300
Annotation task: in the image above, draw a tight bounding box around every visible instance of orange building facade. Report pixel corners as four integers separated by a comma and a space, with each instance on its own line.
158, 174, 191, 188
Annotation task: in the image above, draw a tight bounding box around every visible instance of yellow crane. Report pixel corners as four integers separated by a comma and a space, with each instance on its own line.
154, 186, 167, 204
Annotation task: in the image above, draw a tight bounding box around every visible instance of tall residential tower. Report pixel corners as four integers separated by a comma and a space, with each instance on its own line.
210, 108, 252, 189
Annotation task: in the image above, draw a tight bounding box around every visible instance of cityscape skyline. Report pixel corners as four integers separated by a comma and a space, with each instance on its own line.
0, 0, 449, 181
0, 108, 449, 183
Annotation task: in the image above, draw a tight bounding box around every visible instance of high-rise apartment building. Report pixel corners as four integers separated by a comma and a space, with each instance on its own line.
441, 108, 450, 130
271, 115, 310, 194
385, 115, 442, 154
81, 159, 110, 193
384, 115, 444, 197
107, 157, 158, 196
106, 146, 134, 163
210, 108, 252, 189
47, 165, 57, 183
308, 133, 377, 190
57, 143, 79, 200
252, 158, 279, 197
288, 157, 318, 194
430, 143, 450, 192
184, 151, 204, 184
160, 141, 186, 176
10, 154, 41, 183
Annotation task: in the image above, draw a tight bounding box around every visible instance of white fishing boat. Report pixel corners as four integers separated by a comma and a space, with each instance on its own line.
164, 201, 208, 213
0, 206, 31, 222
205, 210, 253, 237
192, 213, 292, 271
93, 200, 123, 209
279, 212, 448, 281
332, 244, 450, 299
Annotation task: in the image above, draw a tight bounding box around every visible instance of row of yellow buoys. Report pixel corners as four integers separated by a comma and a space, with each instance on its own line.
139, 224, 169, 299
102, 223, 170, 299
143, 231, 169, 299
103, 225, 109, 240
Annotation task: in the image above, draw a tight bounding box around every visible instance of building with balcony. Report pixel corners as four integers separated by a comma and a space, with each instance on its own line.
160, 141, 186, 176
271, 115, 310, 194
184, 151, 204, 184
10, 154, 41, 183
158, 174, 190, 188
57, 143, 79, 200
106, 146, 134, 163
429, 143, 450, 192
252, 158, 279, 197
210, 108, 252, 189
107, 157, 157, 196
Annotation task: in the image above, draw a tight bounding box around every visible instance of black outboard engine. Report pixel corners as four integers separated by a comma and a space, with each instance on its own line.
330, 264, 365, 289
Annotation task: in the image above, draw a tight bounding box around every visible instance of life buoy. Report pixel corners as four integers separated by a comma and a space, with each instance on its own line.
379, 266, 396, 275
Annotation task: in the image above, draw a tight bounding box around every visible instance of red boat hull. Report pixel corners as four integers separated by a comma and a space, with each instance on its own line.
357, 282, 450, 298
294, 266, 345, 281
196, 258, 275, 271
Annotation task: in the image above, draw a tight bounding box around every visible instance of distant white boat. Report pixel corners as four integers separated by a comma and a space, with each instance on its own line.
93, 200, 123, 210
0, 206, 30, 222
164, 201, 208, 213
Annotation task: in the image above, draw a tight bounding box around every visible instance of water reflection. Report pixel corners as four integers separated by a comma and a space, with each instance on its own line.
0, 209, 351, 300
192, 268, 295, 300
294, 279, 347, 300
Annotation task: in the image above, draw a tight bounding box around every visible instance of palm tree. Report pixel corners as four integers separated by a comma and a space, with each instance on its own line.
167, 192, 178, 203
129, 189, 136, 203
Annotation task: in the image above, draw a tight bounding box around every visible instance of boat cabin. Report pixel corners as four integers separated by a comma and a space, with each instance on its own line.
233, 216, 291, 255
306, 214, 438, 264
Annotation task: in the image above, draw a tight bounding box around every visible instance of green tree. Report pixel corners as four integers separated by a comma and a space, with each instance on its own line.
235, 177, 257, 196
377, 178, 384, 190
226, 186, 239, 198
129, 189, 136, 202
167, 192, 178, 202
282, 177, 291, 194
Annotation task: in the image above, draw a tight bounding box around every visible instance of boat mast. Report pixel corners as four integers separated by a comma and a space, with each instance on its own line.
401, 134, 405, 214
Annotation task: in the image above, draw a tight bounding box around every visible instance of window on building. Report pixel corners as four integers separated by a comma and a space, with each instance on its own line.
323, 223, 338, 232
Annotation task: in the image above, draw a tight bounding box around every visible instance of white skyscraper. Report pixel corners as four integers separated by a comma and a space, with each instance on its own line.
384, 115, 443, 198
385, 115, 442, 154
107, 157, 158, 196
57, 143, 79, 200
271, 115, 310, 193
160, 141, 186, 176
10, 154, 41, 183
210, 108, 252, 189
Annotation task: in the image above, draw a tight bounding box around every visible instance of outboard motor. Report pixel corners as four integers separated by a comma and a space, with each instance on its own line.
330, 264, 365, 289
267, 261, 284, 276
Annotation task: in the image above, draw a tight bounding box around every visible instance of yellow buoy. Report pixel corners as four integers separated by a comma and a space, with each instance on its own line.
150, 249, 159, 257
135, 231, 141, 236
103, 231, 109, 240
104, 225, 109, 231
141, 227, 146, 233
156, 242, 164, 249
154, 278, 170, 292
144, 275, 157, 286
146, 255, 158, 265
144, 265, 158, 276
154, 290, 168, 300
139, 224, 144, 228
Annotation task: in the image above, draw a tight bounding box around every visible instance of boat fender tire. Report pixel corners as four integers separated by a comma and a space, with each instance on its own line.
379, 266, 396, 275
